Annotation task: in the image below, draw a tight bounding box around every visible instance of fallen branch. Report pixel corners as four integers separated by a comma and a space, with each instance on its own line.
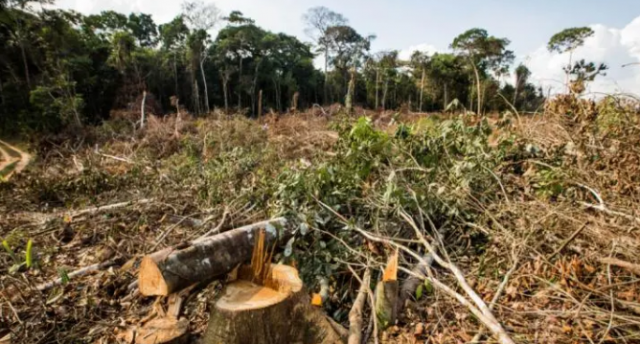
27, 199, 154, 226
469, 258, 520, 343
139, 218, 289, 296
36, 258, 120, 291
599, 257, 640, 276
349, 269, 371, 344
576, 183, 640, 224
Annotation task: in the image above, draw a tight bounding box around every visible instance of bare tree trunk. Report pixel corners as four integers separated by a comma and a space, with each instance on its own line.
0, 77, 6, 115
419, 69, 425, 112
221, 75, 229, 113
251, 61, 262, 116
272, 79, 280, 112
375, 69, 380, 109
174, 54, 179, 96
513, 81, 519, 109
238, 57, 243, 111
19, 41, 31, 90
258, 89, 263, 117
566, 50, 573, 94
444, 83, 449, 110
382, 75, 389, 111
200, 51, 210, 114
140, 91, 147, 129
323, 48, 329, 105
345, 68, 355, 113
193, 79, 201, 115
291, 92, 299, 112
472, 63, 482, 115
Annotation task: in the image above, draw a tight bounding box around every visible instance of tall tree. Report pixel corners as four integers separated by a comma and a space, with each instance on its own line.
410, 51, 430, 112
512, 64, 530, 108
451, 28, 514, 114
159, 15, 189, 96
182, 0, 221, 114
548, 27, 594, 93
303, 6, 347, 104
127, 13, 158, 47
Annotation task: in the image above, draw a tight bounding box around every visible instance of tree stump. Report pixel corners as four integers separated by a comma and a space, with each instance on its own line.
203, 264, 345, 344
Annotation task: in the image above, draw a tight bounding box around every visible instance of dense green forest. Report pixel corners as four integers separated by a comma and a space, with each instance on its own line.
0, 0, 551, 135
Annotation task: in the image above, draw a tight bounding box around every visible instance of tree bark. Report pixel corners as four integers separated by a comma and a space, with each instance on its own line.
203, 264, 345, 344
139, 218, 289, 296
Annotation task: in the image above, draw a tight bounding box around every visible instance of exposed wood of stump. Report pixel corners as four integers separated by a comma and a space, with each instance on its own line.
375, 250, 399, 330
139, 218, 288, 296
203, 264, 346, 344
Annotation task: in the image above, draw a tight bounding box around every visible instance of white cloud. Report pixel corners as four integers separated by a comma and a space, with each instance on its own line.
398, 43, 443, 61
525, 16, 640, 97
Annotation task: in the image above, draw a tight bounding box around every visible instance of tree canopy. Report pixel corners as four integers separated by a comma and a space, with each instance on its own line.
0, 2, 576, 135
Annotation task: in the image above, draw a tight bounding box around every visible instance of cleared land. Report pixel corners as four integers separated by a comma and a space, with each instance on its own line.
1, 97, 640, 344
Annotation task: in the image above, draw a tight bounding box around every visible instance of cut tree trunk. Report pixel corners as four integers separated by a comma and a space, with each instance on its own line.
139, 218, 289, 296
375, 250, 399, 330
204, 264, 346, 344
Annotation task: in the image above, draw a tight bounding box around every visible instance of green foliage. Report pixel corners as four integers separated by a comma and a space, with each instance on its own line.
2, 239, 18, 263
25, 238, 33, 268
547, 27, 594, 53
274, 116, 505, 284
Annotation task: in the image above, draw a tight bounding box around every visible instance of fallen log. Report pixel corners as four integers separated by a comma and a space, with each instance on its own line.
203, 264, 345, 344
139, 218, 288, 296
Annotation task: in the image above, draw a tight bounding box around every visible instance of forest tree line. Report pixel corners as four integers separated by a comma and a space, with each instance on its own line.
1, 0, 606, 135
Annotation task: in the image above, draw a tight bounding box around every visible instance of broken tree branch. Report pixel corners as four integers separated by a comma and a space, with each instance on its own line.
599, 257, 640, 276
349, 269, 371, 344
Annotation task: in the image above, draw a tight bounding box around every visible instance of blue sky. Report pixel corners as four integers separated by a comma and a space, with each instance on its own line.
55, 0, 640, 95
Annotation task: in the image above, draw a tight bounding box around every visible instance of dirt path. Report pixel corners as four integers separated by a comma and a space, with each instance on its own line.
0, 140, 31, 180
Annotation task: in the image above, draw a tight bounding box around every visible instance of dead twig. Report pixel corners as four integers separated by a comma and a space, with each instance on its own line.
598, 257, 640, 276
36, 258, 120, 291
469, 257, 520, 343
548, 222, 589, 260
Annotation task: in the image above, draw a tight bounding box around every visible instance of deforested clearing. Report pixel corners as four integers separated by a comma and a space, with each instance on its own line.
1, 2, 640, 344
